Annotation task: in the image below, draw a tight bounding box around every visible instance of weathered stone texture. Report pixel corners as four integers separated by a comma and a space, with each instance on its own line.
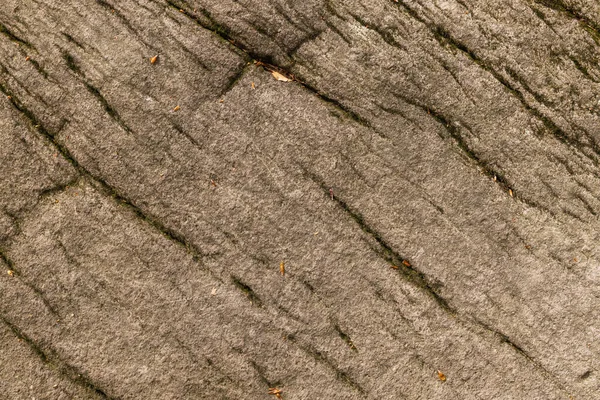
1, 0, 600, 399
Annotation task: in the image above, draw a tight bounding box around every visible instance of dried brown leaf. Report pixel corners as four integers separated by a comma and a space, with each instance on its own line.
437, 370, 446, 382
271, 71, 291, 82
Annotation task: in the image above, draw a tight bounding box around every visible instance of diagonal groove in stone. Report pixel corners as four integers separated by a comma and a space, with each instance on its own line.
391, 93, 558, 214
218, 62, 252, 98
95, 0, 160, 52
301, 166, 454, 314
285, 333, 367, 395
165, 0, 595, 199
393, 0, 600, 165
60, 50, 134, 135
534, 0, 600, 40
0, 249, 60, 317
469, 314, 568, 392
0, 80, 212, 267
301, 166, 570, 393
0, 315, 117, 399
0, 80, 374, 395
0, 20, 34, 49
162, 0, 374, 129
393, 94, 515, 191
1, 3, 590, 396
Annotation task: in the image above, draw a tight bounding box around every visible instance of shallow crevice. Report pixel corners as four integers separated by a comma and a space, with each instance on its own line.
231, 275, 263, 307
60, 51, 133, 134
301, 165, 569, 393
534, 0, 600, 43
301, 167, 454, 314
394, 0, 600, 166
333, 324, 358, 352
469, 314, 567, 392
95, 0, 159, 52
285, 334, 366, 395
0, 82, 214, 270
219, 62, 251, 98
0, 21, 33, 48
348, 12, 407, 50
0, 315, 116, 399
163, 0, 373, 129
0, 249, 60, 317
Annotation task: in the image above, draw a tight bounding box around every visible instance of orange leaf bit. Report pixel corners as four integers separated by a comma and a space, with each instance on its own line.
437, 370, 447, 382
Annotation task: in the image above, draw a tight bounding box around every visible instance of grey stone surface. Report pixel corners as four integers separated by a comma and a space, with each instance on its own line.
1, 0, 600, 399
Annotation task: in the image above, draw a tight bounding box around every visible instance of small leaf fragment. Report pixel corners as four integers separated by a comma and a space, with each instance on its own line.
271, 71, 291, 82
437, 370, 446, 382
268, 387, 283, 398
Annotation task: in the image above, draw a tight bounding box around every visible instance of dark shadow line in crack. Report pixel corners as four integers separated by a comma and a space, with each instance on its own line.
0, 249, 61, 318
0, 81, 215, 274
163, 0, 377, 133
394, 0, 600, 166
0, 315, 117, 399
300, 164, 569, 394
300, 166, 454, 314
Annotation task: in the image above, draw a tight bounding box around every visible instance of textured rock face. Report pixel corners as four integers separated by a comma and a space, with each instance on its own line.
1, 0, 599, 399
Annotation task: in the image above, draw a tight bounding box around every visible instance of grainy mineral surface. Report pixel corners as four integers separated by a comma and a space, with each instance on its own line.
1, 1, 600, 399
